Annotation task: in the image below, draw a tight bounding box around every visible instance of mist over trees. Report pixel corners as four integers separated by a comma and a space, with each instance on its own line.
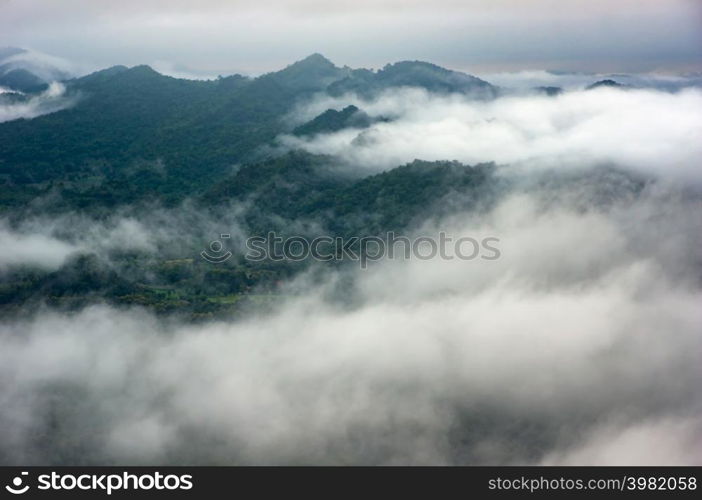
1, 50, 701, 465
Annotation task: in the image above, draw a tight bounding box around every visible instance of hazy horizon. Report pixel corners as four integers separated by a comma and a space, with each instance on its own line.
1, 0, 700, 77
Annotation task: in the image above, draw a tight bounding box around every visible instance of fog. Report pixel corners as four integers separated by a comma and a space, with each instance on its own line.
1, 73, 701, 464
475, 70, 702, 92
282, 86, 702, 182
0, 223, 78, 270
0, 203, 249, 272
0, 82, 74, 123
0, 47, 76, 82
1, 172, 701, 465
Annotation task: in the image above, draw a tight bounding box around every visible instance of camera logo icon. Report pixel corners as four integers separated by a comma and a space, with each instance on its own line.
5, 472, 29, 495
201, 234, 233, 263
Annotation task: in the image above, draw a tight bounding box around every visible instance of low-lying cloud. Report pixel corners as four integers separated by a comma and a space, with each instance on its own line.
0, 82, 75, 123
0, 203, 249, 273
475, 70, 702, 92
1, 73, 701, 465
282, 87, 702, 182
0, 223, 79, 271
1, 179, 700, 465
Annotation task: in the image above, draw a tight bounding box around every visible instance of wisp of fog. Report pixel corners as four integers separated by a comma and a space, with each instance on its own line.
0, 82, 75, 123
0, 84, 701, 465
283, 86, 702, 182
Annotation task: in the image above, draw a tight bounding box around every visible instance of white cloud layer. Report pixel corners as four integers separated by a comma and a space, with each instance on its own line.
0, 205, 248, 272
283, 87, 702, 182
0, 64, 700, 465
0, 223, 78, 270
1, 183, 700, 465
0, 82, 74, 123
475, 70, 702, 92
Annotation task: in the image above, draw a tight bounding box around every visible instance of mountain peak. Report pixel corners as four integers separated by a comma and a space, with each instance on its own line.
264, 53, 343, 91
326, 59, 497, 98
116, 64, 169, 81
127, 64, 160, 75
294, 53, 336, 69
383, 60, 446, 72
586, 79, 624, 90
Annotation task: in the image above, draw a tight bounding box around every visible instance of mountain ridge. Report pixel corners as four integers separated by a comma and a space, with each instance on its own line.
0, 51, 500, 214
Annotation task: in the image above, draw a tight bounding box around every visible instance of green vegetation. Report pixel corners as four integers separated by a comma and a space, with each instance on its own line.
0, 150, 496, 319
0, 54, 501, 319
293, 105, 377, 136
327, 60, 497, 98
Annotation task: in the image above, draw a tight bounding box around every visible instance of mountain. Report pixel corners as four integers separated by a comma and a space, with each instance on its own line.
293, 105, 379, 136
328, 60, 497, 98
0, 150, 497, 318
0, 63, 291, 209
263, 53, 348, 91
534, 86, 563, 96
0, 46, 73, 92
586, 79, 625, 90
0, 68, 47, 93
0, 52, 654, 320
203, 150, 497, 240
0, 54, 498, 213
0, 144, 645, 319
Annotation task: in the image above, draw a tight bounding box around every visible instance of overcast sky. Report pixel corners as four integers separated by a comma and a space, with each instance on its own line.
1, 0, 701, 76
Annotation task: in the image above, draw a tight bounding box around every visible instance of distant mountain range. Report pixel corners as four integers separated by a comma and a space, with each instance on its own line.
0, 52, 502, 212
0, 47, 73, 93
0, 49, 659, 318
3, 49, 693, 216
